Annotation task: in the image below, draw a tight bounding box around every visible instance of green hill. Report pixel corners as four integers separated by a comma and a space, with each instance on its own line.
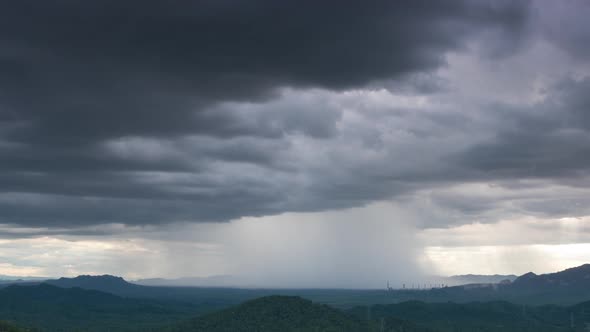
165, 295, 367, 332
163, 295, 435, 332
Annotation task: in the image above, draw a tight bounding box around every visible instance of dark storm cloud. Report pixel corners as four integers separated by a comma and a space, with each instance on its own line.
0, 0, 537, 229
0, 0, 530, 142
0, 191, 288, 227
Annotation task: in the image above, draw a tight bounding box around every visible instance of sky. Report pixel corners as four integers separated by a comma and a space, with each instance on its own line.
1, 0, 590, 288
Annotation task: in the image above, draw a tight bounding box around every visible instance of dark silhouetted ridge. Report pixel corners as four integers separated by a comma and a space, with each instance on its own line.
45, 274, 144, 296
512, 264, 590, 289
512, 271, 538, 285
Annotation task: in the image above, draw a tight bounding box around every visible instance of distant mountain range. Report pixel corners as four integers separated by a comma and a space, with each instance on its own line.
0, 275, 48, 280
2, 263, 589, 309
1, 284, 589, 332
134, 273, 519, 288
460, 263, 590, 292
0, 272, 519, 289
1, 264, 590, 331
511, 264, 590, 289
437, 273, 517, 286
0, 275, 48, 284
45, 274, 144, 295
134, 275, 236, 287
415, 263, 590, 305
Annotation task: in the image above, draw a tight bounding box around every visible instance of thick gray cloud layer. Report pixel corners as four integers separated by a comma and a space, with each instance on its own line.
2, 0, 590, 232
0, 0, 530, 141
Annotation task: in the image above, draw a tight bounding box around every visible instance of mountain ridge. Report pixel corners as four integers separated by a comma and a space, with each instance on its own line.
44, 274, 146, 296
511, 264, 590, 288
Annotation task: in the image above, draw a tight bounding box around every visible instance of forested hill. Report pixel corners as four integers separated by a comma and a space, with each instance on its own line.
162, 295, 435, 332
164, 295, 369, 332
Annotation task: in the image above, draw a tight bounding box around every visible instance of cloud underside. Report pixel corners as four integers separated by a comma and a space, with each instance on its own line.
1, 0, 590, 231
